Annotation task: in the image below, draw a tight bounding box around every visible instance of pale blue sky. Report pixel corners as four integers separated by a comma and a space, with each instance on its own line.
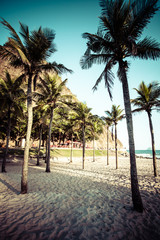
1, 0, 160, 149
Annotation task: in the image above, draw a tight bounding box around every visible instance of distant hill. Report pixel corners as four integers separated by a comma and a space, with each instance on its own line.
146, 147, 152, 150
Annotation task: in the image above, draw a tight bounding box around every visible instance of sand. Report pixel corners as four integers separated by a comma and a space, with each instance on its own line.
0, 155, 160, 240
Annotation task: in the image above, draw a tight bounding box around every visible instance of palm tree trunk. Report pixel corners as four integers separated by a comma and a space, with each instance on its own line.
111, 126, 114, 140
147, 112, 157, 177
21, 75, 33, 194
120, 61, 143, 212
58, 132, 62, 145
37, 125, 43, 166
115, 123, 118, 169
46, 107, 54, 172
2, 108, 11, 172
45, 136, 48, 163
82, 124, 85, 169
93, 136, 95, 162
107, 126, 109, 165
70, 133, 73, 163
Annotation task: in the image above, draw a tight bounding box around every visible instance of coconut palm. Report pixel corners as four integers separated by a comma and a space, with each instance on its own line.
131, 81, 160, 177
81, 0, 160, 212
72, 102, 93, 169
0, 72, 25, 172
35, 74, 71, 172
0, 19, 72, 193
105, 105, 123, 169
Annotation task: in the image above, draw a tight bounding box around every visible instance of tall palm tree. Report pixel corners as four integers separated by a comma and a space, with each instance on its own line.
81, 0, 160, 212
0, 19, 72, 193
131, 81, 160, 177
73, 102, 93, 169
0, 72, 25, 172
35, 74, 70, 172
105, 105, 123, 169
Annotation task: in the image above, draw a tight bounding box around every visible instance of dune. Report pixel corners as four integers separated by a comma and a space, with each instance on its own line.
0, 156, 160, 240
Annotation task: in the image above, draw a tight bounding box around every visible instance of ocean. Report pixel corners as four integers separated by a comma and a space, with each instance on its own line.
127, 150, 160, 159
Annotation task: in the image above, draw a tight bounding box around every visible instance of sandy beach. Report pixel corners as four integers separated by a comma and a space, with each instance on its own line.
0, 156, 160, 240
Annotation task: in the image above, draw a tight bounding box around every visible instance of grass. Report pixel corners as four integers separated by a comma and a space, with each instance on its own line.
0, 147, 110, 158
49, 148, 108, 158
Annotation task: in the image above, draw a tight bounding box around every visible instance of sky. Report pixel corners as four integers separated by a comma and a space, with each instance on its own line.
1, 0, 160, 150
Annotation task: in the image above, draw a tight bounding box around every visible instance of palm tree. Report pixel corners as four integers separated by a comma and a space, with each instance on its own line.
131, 81, 160, 177
0, 72, 25, 172
72, 102, 93, 169
102, 116, 113, 165
57, 110, 78, 163
32, 107, 48, 166
105, 105, 123, 169
17, 115, 28, 147
90, 115, 104, 162
81, 0, 160, 212
0, 19, 72, 193
35, 74, 71, 172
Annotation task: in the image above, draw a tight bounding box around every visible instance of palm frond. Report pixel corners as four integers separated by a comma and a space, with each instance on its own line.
42, 62, 73, 75
8, 38, 30, 65
135, 37, 160, 60
42, 28, 56, 45
5, 71, 12, 86
12, 74, 25, 91
132, 107, 146, 114
19, 22, 30, 50
39, 75, 52, 94
0, 43, 19, 62
87, 57, 114, 100
128, 0, 159, 39
99, 0, 131, 40
82, 31, 114, 54
99, 0, 115, 28
19, 22, 29, 39
80, 54, 112, 69
1, 18, 23, 48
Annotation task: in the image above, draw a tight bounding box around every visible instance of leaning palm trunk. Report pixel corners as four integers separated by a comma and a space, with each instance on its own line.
46, 107, 54, 172
115, 123, 118, 169
147, 112, 157, 177
21, 76, 33, 194
107, 126, 109, 165
2, 108, 11, 172
120, 61, 143, 212
37, 125, 43, 166
82, 124, 85, 169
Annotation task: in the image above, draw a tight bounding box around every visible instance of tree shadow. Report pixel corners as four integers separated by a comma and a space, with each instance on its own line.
0, 178, 20, 195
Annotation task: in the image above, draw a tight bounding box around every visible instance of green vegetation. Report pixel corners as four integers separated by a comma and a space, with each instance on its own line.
50, 149, 108, 158
0, 147, 109, 158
